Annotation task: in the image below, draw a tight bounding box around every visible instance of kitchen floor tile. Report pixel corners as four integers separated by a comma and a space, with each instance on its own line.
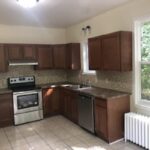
0, 116, 145, 150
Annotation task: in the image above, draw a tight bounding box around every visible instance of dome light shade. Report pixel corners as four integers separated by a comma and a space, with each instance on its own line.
17, 0, 39, 8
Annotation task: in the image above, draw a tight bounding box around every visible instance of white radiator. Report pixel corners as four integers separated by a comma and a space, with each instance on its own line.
125, 112, 150, 149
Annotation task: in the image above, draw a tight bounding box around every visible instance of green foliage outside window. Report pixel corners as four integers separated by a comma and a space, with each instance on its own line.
141, 22, 150, 100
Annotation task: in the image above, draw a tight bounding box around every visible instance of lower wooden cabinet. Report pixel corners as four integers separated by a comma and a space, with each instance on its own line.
60, 88, 78, 124
94, 96, 130, 143
0, 93, 13, 127
42, 87, 60, 117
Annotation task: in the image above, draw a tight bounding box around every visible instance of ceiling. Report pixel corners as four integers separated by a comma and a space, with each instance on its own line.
0, 0, 133, 28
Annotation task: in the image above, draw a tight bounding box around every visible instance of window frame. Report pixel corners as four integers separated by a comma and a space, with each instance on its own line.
134, 17, 150, 109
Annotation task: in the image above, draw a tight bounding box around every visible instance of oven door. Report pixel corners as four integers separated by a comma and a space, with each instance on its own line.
13, 90, 42, 114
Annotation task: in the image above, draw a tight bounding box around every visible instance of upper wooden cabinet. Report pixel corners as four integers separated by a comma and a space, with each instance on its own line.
35, 45, 53, 70
88, 37, 102, 70
88, 31, 132, 71
66, 43, 81, 70
0, 45, 8, 72
53, 44, 66, 69
7, 44, 22, 60
7, 44, 37, 61
101, 31, 132, 71
23, 45, 37, 60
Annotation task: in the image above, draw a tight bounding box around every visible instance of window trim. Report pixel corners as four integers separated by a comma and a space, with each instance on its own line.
134, 17, 150, 109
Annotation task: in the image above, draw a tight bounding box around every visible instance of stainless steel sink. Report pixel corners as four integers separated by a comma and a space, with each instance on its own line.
62, 84, 90, 89
61, 84, 90, 90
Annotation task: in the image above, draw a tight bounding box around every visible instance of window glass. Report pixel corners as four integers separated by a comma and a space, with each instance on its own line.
82, 40, 95, 74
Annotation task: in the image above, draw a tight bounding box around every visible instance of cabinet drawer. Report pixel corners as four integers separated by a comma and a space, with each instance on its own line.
95, 99, 107, 108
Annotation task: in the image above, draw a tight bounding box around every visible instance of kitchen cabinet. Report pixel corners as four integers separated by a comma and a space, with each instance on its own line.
66, 43, 81, 70
7, 44, 22, 60
42, 87, 60, 117
35, 45, 53, 70
88, 37, 102, 70
7, 44, 37, 61
94, 96, 130, 143
0, 93, 13, 127
23, 45, 37, 60
101, 31, 132, 71
88, 31, 132, 71
53, 44, 66, 69
0, 45, 8, 72
60, 88, 78, 123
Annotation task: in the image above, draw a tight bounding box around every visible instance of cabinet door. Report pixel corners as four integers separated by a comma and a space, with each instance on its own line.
53, 44, 66, 69
0, 93, 13, 127
101, 32, 120, 71
0, 45, 7, 72
66, 43, 81, 70
7, 45, 23, 60
95, 104, 108, 140
88, 37, 101, 70
23, 45, 37, 60
35, 45, 53, 70
42, 88, 60, 117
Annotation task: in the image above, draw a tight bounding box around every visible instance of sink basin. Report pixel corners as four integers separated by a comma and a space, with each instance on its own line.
61, 83, 90, 89
68, 84, 90, 89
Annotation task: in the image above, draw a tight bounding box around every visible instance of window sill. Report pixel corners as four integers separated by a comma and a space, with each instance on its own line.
135, 100, 150, 111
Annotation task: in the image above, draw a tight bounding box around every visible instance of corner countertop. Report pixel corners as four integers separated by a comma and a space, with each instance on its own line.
77, 87, 130, 99
38, 82, 130, 99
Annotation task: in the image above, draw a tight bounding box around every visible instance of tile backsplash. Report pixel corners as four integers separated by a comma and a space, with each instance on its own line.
0, 66, 67, 88
67, 71, 132, 93
0, 66, 132, 93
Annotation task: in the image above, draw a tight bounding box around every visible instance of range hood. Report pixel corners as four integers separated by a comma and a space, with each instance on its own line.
9, 60, 38, 66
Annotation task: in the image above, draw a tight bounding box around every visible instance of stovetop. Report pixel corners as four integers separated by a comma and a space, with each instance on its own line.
10, 85, 41, 92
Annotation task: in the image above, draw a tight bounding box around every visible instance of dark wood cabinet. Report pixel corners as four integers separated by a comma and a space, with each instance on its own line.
88, 31, 132, 71
88, 37, 102, 70
23, 45, 37, 60
42, 87, 60, 117
7, 44, 22, 60
0, 45, 8, 72
0, 93, 13, 127
53, 44, 66, 69
60, 88, 78, 123
35, 45, 53, 70
101, 31, 132, 71
7, 44, 37, 61
66, 43, 81, 70
94, 96, 130, 143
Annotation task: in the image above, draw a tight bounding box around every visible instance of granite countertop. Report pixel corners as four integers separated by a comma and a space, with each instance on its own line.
38, 82, 130, 99
77, 87, 130, 99
0, 88, 12, 95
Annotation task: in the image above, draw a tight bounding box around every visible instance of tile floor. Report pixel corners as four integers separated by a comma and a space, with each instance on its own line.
0, 115, 144, 150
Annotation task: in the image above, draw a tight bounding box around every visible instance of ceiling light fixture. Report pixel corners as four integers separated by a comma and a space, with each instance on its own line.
17, 0, 39, 8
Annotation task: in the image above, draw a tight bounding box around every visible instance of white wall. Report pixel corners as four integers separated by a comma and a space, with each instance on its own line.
0, 24, 66, 44
66, 0, 150, 115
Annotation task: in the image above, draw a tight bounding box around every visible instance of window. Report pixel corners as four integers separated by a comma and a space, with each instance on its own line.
82, 40, 95, 74
134, 17, 150, 107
